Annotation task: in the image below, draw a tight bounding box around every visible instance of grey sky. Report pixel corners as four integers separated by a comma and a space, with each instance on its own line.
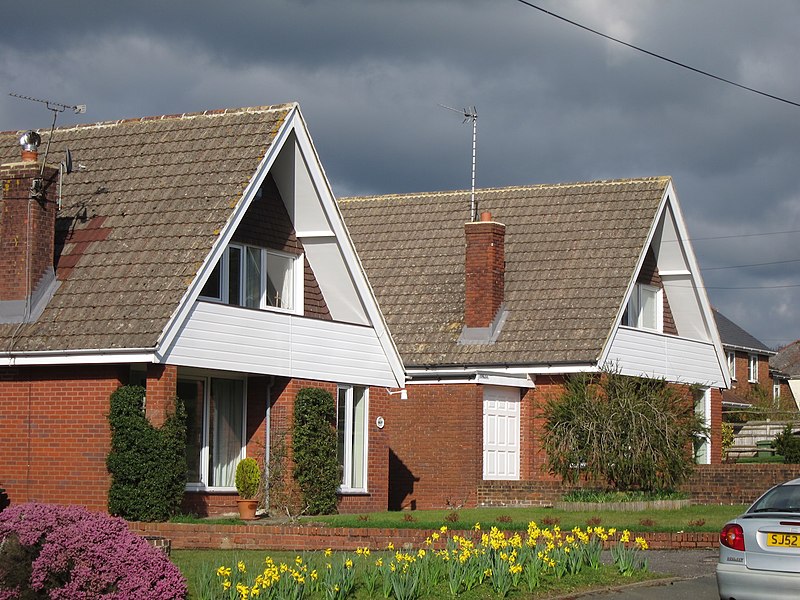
2, 0, 799, 348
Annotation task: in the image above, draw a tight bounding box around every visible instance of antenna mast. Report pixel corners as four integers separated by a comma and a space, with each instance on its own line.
440, 104, 478, 221
9, 92, 86, 178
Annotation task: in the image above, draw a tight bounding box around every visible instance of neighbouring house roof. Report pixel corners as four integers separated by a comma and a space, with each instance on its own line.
0, 105, 293, 353
712, 308, 775, 355
771, 340, 800, 378
339, 177, 670, 368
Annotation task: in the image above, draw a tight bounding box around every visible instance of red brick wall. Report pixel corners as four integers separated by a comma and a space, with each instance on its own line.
145, 364, 178, 428
464, 218, 505, 328
387, 383, 483, 510
681, 464, 800, 505
0, 364, 126, 511
0, 162, 58, 302
129, 521, 719, 551
393, 375, 722, 511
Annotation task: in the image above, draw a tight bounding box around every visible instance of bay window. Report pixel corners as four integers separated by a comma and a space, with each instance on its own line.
337, 385, 368, 492
179, 375, 246, 490
200, 243, 301, 312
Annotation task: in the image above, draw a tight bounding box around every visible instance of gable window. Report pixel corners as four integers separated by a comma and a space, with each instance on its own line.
748, 354, 758, 383
727, 351, 736, 380
179, 375, 246, 490
337, 385, 368, 492
200, 243, 301, 312
624, 284, 662, 332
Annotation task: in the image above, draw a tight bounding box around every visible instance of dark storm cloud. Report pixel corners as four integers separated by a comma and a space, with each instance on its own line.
1, 0, 799, 346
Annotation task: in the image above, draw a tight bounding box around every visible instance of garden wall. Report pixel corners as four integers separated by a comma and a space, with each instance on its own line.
477, 464, 800, 507
128, 521, 717, 551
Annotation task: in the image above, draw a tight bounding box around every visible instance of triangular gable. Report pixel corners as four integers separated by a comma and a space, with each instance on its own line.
601, 180, 729, 387
157, 105, 404, 387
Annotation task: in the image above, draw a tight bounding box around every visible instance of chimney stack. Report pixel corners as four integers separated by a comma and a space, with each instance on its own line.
464, 211, 505, 329
0, 130, 59, 323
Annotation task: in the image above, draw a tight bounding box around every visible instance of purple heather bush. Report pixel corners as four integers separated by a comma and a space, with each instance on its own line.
0, 503, 187, 599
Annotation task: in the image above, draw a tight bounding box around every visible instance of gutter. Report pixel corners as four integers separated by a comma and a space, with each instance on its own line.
0, 347, 157, 366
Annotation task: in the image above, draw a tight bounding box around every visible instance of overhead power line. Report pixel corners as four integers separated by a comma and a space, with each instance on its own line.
513, 0, 800, 109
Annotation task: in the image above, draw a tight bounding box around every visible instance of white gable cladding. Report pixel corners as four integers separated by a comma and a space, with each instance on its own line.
163, 301, 398, 387
605, 326, 726, 387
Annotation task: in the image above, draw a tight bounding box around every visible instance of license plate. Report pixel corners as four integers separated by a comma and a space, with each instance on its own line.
767, 533, 800, 547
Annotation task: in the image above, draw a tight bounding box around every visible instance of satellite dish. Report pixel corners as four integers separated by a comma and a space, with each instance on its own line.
64, 149, 73, 174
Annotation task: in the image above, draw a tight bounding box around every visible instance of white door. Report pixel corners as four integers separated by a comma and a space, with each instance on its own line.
483, 386, 520, 480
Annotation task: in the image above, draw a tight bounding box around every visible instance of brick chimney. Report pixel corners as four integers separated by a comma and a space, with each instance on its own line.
0, 131, 60, 323
464, 210, 505, 329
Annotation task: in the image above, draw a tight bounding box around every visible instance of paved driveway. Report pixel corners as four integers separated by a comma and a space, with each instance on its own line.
571, 549, 720, 599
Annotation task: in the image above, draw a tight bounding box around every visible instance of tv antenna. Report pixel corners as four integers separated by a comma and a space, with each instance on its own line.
9, 92, 86, 182
440, 104, 478, 221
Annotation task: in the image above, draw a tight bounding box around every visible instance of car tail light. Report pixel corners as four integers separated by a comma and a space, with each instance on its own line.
721, 524, 745, 551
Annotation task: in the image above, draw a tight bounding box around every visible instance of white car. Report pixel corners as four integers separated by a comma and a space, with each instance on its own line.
718, 477, 800, 600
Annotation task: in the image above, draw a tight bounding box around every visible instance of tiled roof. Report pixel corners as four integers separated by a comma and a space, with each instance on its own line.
339, 177, 668, 367
771, 340, 800, 377
0, 105, 292, 352
712, 308, 774, 355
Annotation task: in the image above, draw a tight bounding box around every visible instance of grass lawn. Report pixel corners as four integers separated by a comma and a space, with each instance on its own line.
308, 503, 746, 533
171, 549, 663, 599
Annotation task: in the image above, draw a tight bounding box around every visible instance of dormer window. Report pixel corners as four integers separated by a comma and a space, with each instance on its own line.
200, 243, 302, 313
624, 283, 662, 332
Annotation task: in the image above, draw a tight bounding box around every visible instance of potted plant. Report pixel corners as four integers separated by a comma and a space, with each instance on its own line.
234, 457, 261, 520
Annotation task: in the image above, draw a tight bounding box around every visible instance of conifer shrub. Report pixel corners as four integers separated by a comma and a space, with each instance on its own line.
292, 387, 340, 515
773, 424, 800, 464
106, 385, 188, 521
0, 503, 187, 599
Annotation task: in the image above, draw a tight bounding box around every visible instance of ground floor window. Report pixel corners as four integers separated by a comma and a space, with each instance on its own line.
693, 387, 711, 464
179, 375, 246, 490
337, 385, 368, 492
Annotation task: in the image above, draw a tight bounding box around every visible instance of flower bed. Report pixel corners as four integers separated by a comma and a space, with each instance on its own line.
196, 523, 649, 599
554, 499, 693, 512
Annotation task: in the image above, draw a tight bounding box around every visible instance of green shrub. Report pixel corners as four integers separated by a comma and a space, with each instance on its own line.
292, 387, 340, 515
543, 369, 705, 492
772, 424, 800, 464
106, 385, 188, 521
235, 457, 261, 499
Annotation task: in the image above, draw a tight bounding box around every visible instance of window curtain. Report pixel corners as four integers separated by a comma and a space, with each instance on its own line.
210, 378, 244, 487
350, 387, 366, 489
267, 253, 294, 309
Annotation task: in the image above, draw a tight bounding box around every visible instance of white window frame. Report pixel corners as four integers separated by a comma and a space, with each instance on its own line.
727, 351, 736, 380
748, 354, 758, 383
337, 385, 369, 494
774, 377, 781, 400
694, 387, 711, 465
180, 373, 247, 493
625, 283, 662, 332
199, 243, 303, 314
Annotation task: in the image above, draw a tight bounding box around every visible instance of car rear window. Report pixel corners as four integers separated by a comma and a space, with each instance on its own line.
750, 484, 800, 513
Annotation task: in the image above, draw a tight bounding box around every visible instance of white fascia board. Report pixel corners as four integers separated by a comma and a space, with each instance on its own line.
290, 108, 406, 388
407, 364, 598, 382
0, 348, 156, 366
156, 104, 300, 361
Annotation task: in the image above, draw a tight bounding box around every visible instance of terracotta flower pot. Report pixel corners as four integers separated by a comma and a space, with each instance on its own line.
236, 498, 258, 521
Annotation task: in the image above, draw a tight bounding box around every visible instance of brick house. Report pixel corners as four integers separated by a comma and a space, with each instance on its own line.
340, 178, 730, 509
712, 308, 787, 417
0, 105, 404, 516
770, 339, 800, 412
